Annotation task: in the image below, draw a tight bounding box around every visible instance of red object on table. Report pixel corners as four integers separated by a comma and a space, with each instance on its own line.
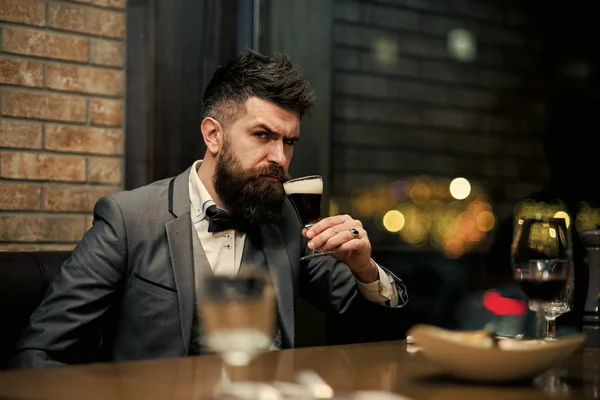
483, 291, 527, 316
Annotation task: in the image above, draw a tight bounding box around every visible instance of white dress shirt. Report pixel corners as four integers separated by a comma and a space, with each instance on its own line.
188, 160, 399, 305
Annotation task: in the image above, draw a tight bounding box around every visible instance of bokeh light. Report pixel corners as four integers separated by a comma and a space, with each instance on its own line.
515, 200, 599, 232
346, 175, 498, 258
383, 210, 405, 232
449, 177, 471, 200
553, 211, 571, 228
476, 211, 496, 232
409, 181, 431, 205
329, 199, 339, 217
373, 37, 398, 66
576, 203, 600, 233
447, 28, 477, 62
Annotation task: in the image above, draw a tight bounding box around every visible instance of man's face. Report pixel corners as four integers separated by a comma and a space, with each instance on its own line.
213, 97, 299, 224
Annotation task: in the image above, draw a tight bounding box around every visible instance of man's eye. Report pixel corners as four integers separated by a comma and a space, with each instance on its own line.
284, 138, 296, 146
255, 132, 268, 139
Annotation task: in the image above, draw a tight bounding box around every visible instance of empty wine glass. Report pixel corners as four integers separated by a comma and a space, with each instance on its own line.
283, 175, 336, 260
511, 217, 574, 340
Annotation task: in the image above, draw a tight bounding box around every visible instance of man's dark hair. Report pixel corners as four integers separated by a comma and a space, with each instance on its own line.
203, 49, 316, 126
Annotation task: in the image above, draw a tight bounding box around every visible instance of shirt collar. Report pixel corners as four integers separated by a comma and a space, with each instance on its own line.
188, 160, 217, 220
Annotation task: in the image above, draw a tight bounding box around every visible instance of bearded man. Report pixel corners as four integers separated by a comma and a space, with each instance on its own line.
11, 50, 408, 368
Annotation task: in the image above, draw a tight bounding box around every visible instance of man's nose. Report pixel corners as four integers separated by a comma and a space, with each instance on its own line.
267, 141, 287, 167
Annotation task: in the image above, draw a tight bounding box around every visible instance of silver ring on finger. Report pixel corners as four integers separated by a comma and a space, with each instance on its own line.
350, 228, 360, 240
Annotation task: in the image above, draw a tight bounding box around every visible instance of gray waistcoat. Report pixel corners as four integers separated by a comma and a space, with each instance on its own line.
188, 230, 279, 355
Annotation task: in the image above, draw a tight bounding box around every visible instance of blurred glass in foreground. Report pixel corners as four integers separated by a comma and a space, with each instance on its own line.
199, 267, 276, 367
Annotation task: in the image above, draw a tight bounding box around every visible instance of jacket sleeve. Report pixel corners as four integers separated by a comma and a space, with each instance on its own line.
299, 252, 408, 312
299, 244, 409, 344
10, 196, 128, 368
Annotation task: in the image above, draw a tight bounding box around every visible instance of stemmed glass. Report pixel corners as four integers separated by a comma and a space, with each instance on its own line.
511, 217, 574, 340
283, 175, 336, 260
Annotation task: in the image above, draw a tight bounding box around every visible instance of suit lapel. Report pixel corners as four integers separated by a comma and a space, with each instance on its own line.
260, 224, 295, 346
165, 168, 195, 354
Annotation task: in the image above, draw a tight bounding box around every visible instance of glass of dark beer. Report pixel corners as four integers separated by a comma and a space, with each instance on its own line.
283, 175, 336, 260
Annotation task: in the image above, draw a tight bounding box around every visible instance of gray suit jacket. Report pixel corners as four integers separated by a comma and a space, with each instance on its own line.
11, 168, 407, 368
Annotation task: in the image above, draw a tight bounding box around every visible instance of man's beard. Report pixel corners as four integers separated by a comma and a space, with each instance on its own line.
213, 144, 291, 225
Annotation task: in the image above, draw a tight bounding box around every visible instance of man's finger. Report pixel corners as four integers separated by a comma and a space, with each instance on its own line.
318, 229, 359, 251
307, 214, 352, 238
308, 222, 354, 249
307, 215, 352, 238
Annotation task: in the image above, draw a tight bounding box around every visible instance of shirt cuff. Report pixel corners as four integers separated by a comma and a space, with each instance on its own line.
355, 262, 399, 306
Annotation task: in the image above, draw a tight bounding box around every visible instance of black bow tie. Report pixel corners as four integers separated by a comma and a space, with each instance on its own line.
206, 205, 251, 234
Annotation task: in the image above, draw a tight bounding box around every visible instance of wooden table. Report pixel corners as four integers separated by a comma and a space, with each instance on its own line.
0, 341, 598, 399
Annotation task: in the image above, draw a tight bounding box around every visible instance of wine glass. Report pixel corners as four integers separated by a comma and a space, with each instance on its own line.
511, 217, 574, 340
199, 267, 276, 367
283, 175, 336, 260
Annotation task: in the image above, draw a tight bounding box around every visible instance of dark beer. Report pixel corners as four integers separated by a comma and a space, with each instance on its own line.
283, 176, 323, 227
288, 193, 322, 225
284, 175, 334, 260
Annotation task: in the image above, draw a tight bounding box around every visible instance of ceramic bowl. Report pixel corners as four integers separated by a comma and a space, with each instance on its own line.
407, 324, 585, 383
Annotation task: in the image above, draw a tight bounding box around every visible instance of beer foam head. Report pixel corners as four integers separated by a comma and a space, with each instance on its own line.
283, 177, 323, 195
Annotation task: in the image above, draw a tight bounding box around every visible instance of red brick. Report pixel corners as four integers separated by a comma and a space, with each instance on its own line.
45, 125, 123, 155
1, 90, 87, 122
0, 214, 86, 241
46, 64, 124, 96
93, 0, 126, 8
0, 56, 43, 87
0, 119, 42, 149
88, 156, 121, 184
2, 27, 88, 62
1, 152, 86, 182
0, 0, 45, 26
90, 39, 124, 67
90, 98, 122, 127
0, 182, 41, 210
43, 184, 118, 211
49, 3, 125, 39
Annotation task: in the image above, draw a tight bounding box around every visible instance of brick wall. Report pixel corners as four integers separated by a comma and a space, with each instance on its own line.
0, 0, 125, 251
331, 0, 548, 247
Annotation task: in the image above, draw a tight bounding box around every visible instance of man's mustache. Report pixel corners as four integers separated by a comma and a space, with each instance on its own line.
254, 164, 291, 182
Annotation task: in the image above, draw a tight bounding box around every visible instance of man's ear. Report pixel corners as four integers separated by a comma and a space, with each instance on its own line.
200, 117, 223, 156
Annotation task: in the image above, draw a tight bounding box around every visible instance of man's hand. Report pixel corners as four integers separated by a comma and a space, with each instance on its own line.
303, 214, 378, 283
